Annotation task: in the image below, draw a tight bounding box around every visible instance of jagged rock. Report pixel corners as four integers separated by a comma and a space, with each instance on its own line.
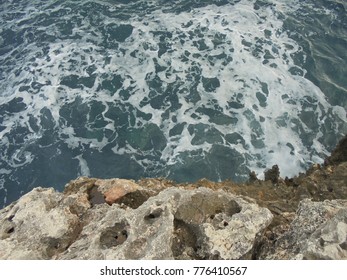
0, 188, 89, 259
0, 186, 273, 260
264, 165, 280, 184
63, 177, 168, 209
63, 176, 97, 196
60, 187, 273, 260
287, 161, 347, 202
260, 199, 347, 259
325, 134, 347, 166
248, 171, 258, 183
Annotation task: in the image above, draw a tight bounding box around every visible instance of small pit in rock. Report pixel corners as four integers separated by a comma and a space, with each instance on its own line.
0, 220, 16, 239
7, 215, 15, 221
42, 237, 69, 258
144, 208, 163, 223
100, 221, 129, 248
6, 227, 14, 234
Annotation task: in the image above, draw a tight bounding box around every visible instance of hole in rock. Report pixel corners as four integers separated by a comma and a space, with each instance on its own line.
319, 238, 325, 247
7, 215, 15, 222
268, 232, 275, 241
6, 227, 14, 234
100, 221, 129, 248
144, 208, 163, 222
42, 237, 64, 258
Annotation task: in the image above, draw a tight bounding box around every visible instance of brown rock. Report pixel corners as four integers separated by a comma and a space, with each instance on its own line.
63, 177, 97, 195
95, 179, 140, 205
104, 188, 127, 205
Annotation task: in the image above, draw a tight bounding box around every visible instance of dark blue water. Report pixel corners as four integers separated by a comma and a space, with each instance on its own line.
0, 0, 346, 208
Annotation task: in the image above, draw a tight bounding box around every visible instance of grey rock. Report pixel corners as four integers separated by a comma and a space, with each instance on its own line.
261, 199, 347, 259
0, 187, 90, 259
0, 185, 273, 260
60, 187, 273, 260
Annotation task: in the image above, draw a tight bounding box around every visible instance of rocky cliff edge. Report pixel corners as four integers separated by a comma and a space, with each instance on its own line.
1, 135, 347, 260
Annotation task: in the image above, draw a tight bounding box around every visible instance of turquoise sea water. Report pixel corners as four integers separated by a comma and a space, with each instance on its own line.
0, 0, 346, 208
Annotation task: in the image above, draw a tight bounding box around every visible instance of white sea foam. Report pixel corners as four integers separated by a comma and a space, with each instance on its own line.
0, 0, 346, 196
75, 154, 91, 177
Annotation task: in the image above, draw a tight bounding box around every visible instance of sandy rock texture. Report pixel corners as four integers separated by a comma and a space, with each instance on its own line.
0, 184, 272, 260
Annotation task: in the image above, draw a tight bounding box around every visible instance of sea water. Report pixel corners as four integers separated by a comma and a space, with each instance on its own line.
0, 0, 346, 208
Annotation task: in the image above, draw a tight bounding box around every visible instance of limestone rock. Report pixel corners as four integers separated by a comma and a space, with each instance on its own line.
260, 199, 347, 259
0, 188, 89, 259
0, 186, 273, 260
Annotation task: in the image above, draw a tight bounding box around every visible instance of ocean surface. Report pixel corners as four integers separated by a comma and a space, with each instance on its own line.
0, 0, 346, 209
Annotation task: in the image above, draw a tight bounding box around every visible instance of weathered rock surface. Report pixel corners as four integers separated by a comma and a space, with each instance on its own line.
0, 134, 347, 259
0, 188, 88, 259
0, 186, 272, 260
260, 199, 347, 260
